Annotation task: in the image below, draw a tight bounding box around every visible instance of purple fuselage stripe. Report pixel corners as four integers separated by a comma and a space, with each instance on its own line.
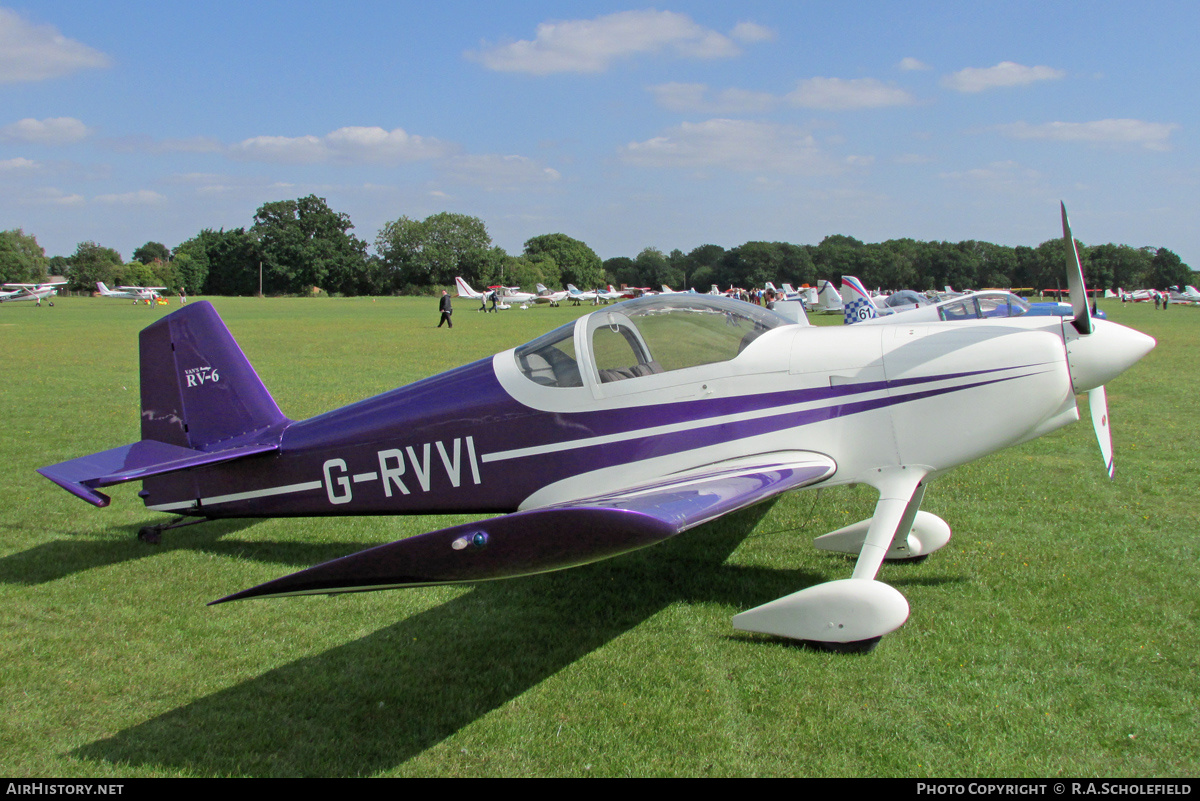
141, 359, 1052, 517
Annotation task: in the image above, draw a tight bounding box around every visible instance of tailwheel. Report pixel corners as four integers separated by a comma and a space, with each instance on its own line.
135, 515, 210, 544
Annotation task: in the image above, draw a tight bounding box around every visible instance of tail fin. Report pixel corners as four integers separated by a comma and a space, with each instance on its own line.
815, 279, 842, 312
39, 302, 287, 506
96, 281, 111, 295
841, 276, 878, 325
140, 301, 287, 449
454, 277, 478, 298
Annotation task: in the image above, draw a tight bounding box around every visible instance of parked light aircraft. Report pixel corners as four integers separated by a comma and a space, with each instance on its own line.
1169, 285, 1200, 304
454, 277, 538, 309
1, 281, 66, 305
534, 284, 569, 306
564, 284, 625, 305
843, 281, 1108, 326
38, 205, 1154, 650
811, 279, 842, 313
841, 277, 938, 321
565, 284, 602, 304
96, 282, 166, 303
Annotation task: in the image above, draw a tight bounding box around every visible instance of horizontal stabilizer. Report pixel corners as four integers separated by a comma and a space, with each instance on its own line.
215, 451, 837, 602
38, 440, 279, 507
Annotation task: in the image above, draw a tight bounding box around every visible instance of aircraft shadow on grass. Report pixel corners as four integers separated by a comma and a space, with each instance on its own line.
69, 503, 850, 777
0, 519, 318, 587
0, 519, 424, 588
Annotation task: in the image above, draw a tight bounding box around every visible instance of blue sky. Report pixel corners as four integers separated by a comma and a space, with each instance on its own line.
2, 1, 1197, 271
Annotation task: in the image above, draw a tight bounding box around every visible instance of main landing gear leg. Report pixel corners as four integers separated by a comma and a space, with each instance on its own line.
733, 465, 931, 648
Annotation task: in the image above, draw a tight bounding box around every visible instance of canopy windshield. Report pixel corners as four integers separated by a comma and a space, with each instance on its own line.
515, 294, 792, 388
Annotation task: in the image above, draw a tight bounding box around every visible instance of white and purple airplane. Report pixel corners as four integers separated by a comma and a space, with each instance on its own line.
38, 205, 1155, 650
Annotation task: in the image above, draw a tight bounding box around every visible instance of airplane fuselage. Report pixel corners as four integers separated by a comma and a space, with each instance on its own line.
143, 316, 1078, 521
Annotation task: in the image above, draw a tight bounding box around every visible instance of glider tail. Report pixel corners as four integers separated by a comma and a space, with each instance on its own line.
841, 276, 878, 325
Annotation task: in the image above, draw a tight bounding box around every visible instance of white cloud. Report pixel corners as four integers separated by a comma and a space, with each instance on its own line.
94, 190, 166, 205
942, 62, 1065, 92
647, 82, 776, 114
0, 9, 110, 83
730, 21, 776, 43
230, 126, 454, 164
0, 156, 39, 171
898, 57, 930, 71
621, 118, 838, 174
467, 10, 749, 74
995, 119, 1179, 151
25, 187, 85, 206
0, 117, 91, 144
444, 154, 561, 191
787, 77, 914, 110
939, 160, 1044, 194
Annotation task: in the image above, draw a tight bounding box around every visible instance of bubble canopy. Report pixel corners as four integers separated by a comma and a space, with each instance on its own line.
514, 294, 793, 389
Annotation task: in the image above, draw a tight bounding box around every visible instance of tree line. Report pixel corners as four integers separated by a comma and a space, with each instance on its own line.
2, 195, 1194, 296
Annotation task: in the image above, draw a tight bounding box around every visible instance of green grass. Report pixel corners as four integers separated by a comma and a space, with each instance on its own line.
1, 297, 1196, 777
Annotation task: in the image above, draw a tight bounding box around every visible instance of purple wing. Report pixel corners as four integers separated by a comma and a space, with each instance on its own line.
212, 452, 837, 603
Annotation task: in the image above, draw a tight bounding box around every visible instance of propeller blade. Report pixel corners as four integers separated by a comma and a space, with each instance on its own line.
1089, 385, 1115, 479
1062, 202, 1093, 335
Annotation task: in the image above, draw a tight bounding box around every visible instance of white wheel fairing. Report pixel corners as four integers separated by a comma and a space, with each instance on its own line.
733, 579, 909, 643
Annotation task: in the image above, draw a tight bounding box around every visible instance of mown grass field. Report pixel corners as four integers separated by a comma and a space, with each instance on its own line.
1, 295, 1196, 777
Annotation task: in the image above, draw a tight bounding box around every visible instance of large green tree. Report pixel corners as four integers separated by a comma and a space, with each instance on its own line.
133, 241, 171, 265
1151, 247, 1191, 290
252, 195, 368, 295
375, 212, 492, 291
66, 241, 123, 291
176, 228, 262, 296
0, 229, 49, 283
522, 233, 603, 289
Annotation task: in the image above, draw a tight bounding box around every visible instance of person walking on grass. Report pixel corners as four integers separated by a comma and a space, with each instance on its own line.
438, 290, 453, 328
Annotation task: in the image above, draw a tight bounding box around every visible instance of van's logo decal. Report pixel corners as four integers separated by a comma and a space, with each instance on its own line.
184, 366, 220, 387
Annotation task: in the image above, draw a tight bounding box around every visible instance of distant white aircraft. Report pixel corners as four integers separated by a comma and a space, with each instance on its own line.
96, 282, 166, 303
534, 283, 569, 306
566, 284, 624, 304
1169, 285, 1200, 304
811, 279, 842, 314
454, 277, 539, 309
1, 281, 66, 305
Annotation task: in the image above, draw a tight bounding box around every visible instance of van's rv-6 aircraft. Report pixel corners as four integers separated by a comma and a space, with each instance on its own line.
38, 205, 1155, 651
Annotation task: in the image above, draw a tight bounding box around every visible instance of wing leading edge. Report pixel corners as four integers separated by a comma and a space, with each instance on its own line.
213, 451, 837, 603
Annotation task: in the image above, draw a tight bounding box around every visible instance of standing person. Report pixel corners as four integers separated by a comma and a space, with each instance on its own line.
438, 290, 453, 328
179, 288, 187, 305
